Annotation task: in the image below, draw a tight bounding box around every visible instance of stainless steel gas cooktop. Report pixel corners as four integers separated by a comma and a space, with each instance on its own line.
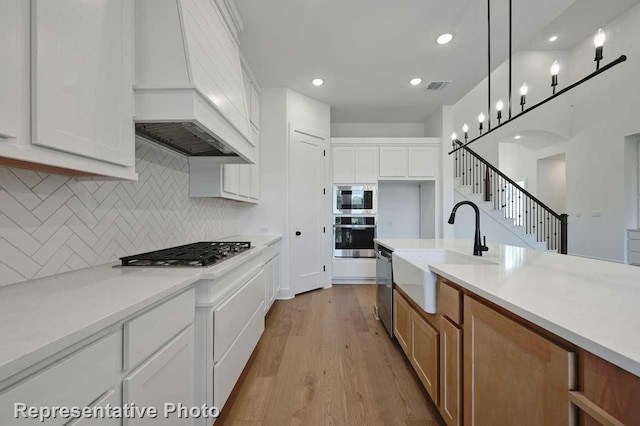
119, 242, 252, 267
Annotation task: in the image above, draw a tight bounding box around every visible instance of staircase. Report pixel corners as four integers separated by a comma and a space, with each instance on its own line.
451, 140, 568, 253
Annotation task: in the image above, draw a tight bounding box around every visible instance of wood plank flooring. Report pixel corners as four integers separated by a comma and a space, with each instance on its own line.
216, 285, 441, 426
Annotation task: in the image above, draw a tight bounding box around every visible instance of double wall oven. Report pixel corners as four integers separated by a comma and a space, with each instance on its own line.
333, 185, 377, 259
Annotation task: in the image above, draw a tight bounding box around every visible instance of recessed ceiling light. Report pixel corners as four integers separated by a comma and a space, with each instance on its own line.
312, 78, 324, 86
549, 35, 558, 42
409, 78, 423, 86
437, 33, 454, 45
514, 135, 522, 140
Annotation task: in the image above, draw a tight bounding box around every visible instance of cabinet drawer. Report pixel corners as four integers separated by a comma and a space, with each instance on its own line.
438, 281, 461, 325
67, 389, 121, 425
628, 230, 640, 240
628, 239, 640, 252
214, 269, 266, 361
124, 289, 194, 370
214, 301, 265, 410
123, 326, 194, 426
0, 333, 120, 426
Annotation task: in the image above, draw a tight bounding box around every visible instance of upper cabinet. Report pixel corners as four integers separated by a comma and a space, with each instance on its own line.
32, 0, 134, 167
332, 138, 440, 183
0, 0, 19, 139
379, 147, 408, 178
0, 0, 137, 179
332, 146, 379, 184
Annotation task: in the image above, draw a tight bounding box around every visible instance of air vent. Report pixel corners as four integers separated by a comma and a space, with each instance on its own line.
426, 81, 451, 90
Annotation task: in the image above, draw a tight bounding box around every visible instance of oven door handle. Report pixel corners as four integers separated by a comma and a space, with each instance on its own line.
333, 225, 376, 229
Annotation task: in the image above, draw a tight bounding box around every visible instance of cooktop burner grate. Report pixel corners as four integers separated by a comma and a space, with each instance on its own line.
119, 242, 252, 267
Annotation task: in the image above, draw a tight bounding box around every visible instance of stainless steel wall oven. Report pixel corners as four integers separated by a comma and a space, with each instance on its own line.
333, 216, 377, 258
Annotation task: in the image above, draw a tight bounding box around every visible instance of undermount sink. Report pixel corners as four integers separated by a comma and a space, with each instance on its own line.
392, 249, 494, 314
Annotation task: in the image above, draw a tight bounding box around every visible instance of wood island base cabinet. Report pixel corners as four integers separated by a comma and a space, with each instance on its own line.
393, 279, 640, 426
463, 296, 576, 426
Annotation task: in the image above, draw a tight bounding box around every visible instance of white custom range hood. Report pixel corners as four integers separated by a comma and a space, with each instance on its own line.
134, 0, 254, 163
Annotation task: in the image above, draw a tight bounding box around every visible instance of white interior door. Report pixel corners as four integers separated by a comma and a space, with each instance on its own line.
289, 127, 327, 295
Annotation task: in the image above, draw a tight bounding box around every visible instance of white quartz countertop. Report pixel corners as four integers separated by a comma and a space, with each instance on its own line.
0, 234, 281, 384
375, 238, 640, 377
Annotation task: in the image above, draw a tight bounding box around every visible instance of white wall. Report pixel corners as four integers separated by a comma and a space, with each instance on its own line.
424, 108, 444, 137
330, 122, 426, 137
240, 88, 331, 297
537, 154, 566, 213
498, 142, 538, 194
377, 181, 421, 239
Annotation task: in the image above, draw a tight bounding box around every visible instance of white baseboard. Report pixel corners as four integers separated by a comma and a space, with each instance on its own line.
332, 278, 376, 285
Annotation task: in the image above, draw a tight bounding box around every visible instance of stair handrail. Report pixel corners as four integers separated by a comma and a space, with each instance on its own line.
453, 139, 569, 254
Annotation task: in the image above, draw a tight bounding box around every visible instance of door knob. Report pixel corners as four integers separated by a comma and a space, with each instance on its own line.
295, 231, 301, 236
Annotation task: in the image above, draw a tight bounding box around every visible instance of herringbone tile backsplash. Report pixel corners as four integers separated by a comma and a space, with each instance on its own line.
0, 137, 244, 287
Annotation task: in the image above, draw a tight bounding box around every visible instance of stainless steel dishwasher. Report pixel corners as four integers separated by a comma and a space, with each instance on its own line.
376, 244, 394, 337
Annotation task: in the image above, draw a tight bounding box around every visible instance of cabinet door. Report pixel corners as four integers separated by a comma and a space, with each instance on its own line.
440, 316, 461, 426
0, 0, 18, 138
411, 310, 439, 404
354, 147, 379, 183
32, 0, 134, 167
223, 164, 240, 194
332, 147, 355, 183
264, 258, 274, 312
409, 147, 437, 178
123, 326, 194, 426
273, 254, 281, 299
464, 296, 576, 425
238, 165, 252, 198
393, 290, 412, 354
379, 147, 408, 178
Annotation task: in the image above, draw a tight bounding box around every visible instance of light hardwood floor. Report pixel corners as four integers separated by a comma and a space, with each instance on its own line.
216, 285, 442, 426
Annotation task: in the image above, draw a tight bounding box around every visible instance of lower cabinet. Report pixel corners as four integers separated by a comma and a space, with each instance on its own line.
439, 316, 461, 426
396, 281, 579, 426
123, 326, 195, 426
463, 295, 576, 425
265, 253, 281, 312
410, 310, 439, 404
0, 333, 121, 426
393, 289, 412, 353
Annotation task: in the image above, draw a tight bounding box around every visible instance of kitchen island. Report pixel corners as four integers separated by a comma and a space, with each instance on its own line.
376, 238, 640, 426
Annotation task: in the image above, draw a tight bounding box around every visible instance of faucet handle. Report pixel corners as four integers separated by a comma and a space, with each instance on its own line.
481, 236, 489, 251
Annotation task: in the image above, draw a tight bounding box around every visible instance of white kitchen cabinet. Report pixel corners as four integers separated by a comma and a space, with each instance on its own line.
379, 147, 408, 178
333, 147, 356, 183
0, 333, 121, 426
264, 253, 281, 312
355, 147, 379, 183
31, 0, 134, 167
123, 326, 194, 426
214, 268, 266, 361
238, 165, 252, 198
189, 159, 258, 203
67, 389, 121, 426
408, 147, 437, 178
0, 0, 18, 138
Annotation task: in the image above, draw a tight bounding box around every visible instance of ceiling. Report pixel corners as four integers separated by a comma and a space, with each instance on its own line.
235, 0, 637, 123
